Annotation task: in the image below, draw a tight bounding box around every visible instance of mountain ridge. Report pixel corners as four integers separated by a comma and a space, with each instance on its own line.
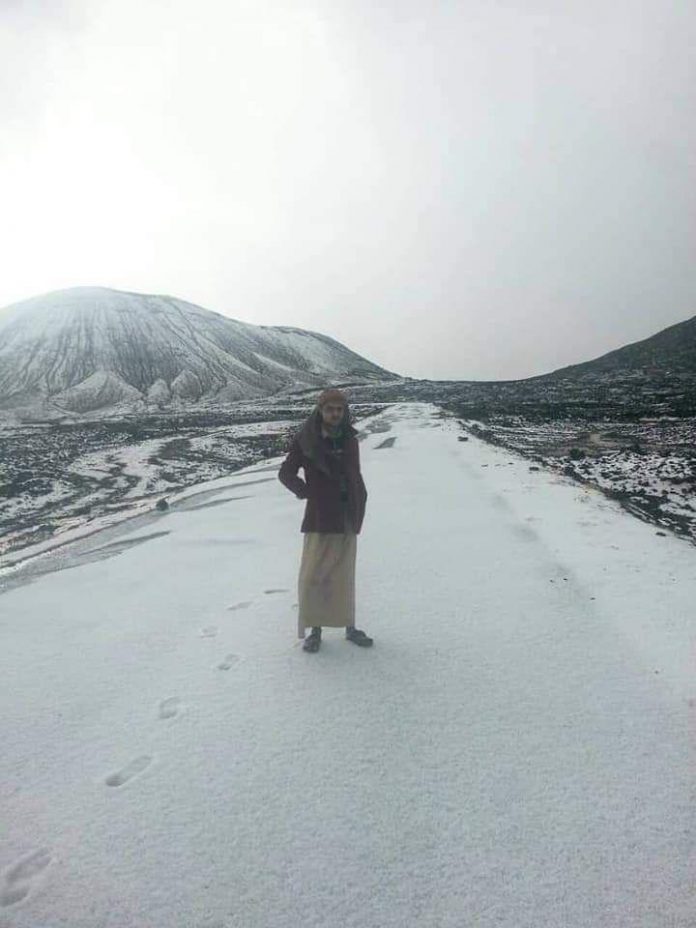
0, 286, 401, 416
527, 312, 696, 381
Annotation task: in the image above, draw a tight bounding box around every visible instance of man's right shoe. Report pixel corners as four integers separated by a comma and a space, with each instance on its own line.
302, 628, 321, 652
345, 627, 373, 646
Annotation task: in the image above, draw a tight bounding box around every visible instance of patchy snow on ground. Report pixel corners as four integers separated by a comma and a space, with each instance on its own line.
0, 417, 303, 562
462, 415, 696, 543
1, 402, 694, 928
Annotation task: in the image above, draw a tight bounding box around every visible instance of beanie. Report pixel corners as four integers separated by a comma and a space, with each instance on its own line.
317, 388, 349, 408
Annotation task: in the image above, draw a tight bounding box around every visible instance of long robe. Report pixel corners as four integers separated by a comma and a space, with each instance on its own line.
297, 500, 357, 637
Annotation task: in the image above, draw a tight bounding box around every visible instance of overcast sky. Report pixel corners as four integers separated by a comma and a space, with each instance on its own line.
1, 0, 694, 380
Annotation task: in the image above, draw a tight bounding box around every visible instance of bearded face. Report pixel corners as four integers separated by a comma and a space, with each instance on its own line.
320, 402, 345, 430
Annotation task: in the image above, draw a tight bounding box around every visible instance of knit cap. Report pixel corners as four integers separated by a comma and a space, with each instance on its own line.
317, 388, 348, 407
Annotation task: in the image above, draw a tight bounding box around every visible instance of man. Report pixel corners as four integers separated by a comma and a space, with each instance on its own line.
277, 388, 373, 652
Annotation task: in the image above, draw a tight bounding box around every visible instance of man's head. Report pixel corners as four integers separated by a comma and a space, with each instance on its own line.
317, 388, 348, 429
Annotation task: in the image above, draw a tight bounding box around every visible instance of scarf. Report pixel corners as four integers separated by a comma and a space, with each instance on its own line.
295, 405, 358, 477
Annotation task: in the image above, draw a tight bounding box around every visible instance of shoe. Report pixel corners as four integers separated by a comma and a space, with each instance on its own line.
302, 627, 321, 652
345, 627, 373, 647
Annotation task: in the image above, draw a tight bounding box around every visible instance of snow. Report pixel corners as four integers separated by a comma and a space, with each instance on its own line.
1, 402, 694, 927
0, 286, 395, 413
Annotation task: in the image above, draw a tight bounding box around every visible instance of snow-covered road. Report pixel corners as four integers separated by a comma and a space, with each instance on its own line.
1, 402, 694, 927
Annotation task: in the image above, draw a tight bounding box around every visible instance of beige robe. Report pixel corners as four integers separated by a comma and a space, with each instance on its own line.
297, 500, 357, 638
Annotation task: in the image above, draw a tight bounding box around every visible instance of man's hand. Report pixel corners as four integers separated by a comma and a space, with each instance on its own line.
278, 437, 311, 499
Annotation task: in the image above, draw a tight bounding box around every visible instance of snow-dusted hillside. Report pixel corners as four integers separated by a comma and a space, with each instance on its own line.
0, 286, 400, 416
0, 402, 693, 927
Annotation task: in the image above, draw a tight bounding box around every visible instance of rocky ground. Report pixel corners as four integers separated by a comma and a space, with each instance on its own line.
0, 395, 389, 563
451, 414, 696, 545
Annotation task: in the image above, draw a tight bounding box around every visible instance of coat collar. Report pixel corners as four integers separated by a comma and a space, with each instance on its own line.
296, 406, 357, 475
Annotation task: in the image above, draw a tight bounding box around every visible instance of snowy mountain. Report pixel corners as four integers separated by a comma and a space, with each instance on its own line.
0, 286, 401, 415
533, 312, 696, 380
1, 403, 693, 926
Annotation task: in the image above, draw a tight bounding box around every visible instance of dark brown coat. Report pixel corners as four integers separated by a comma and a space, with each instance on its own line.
278, 429, 368, 534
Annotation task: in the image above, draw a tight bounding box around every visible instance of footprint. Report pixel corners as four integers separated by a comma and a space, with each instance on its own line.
105, 755, 152, 787
228, 601, 253, 611
0, 847, 52, 907
510, 523, 539, 542
217, 654, 241, 670
158, 697, 180, 719
200, 626, 218, 637
489, 493, 512, 511
263, 588, 288, 594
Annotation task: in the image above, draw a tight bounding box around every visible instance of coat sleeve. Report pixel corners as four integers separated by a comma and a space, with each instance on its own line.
355, 438, 367, 501
278, 436, 309, 499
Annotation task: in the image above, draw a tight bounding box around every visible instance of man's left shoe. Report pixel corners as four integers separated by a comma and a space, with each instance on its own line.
345, 627, 373, 646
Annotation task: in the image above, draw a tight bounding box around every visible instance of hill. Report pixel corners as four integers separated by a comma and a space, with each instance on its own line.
0, 286, 401, 415
532, 313, 696, 381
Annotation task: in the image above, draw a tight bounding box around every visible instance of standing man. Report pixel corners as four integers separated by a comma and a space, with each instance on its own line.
278, 388, 373, 652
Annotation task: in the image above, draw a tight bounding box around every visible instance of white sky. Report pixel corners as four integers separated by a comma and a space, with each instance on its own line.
1, 0, 694, 380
